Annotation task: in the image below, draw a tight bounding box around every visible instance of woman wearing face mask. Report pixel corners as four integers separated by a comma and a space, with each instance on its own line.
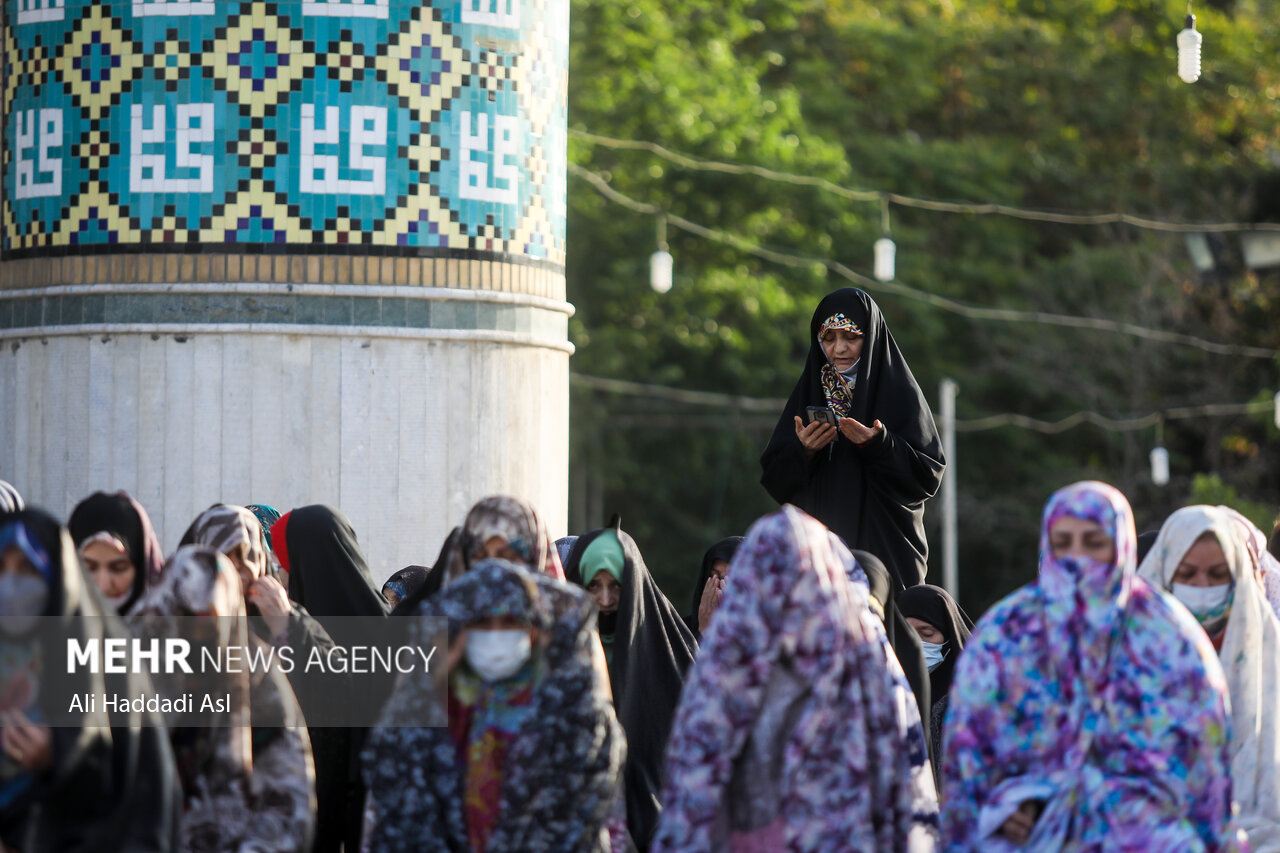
1139, 505, 1280, 850
564, 522, 698, 852
687, 536, 743, 642
128, 545, 316, 853
363, 559, 624, 852
760, 288, 945, 589
899, 584, 973, 782
652, 506, 939, 852
940, 482, 1238, 851
67, 490, 165, 615
0, 508, 180, 853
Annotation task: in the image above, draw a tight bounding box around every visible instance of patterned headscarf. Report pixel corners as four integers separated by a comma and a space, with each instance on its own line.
364, 559, 623, 852
817, 312, 863, 418
652, 506, 938, 852
1138, 506, 1280, 851
941, 482, 1237, 851
181, 505, 271, 583
127, 545, 315, 852
246, 504, 282, 551
447, 496, 565, 583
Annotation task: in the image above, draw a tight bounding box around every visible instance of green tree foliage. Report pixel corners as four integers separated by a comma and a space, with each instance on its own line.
565, 0, 1280, 615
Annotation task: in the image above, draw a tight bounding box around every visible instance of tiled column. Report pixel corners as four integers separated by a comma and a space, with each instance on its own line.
0, 0, 570, 576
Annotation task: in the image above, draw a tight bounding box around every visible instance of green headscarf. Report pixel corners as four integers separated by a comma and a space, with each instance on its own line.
579, 531, 625, 661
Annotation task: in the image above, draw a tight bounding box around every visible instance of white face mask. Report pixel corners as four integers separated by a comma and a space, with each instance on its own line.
104, 588, 134, 611
464, 629, 532, 683
921, 640, 948, 672
1171, 582, 1232, 616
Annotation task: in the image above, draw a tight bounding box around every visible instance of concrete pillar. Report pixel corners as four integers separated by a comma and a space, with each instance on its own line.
0, 0, 571, 578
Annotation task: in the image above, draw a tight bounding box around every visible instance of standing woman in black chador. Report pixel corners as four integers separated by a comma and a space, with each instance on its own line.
270, 505, 390, 853
563, 521, 698, 852
761, 288, 945, 588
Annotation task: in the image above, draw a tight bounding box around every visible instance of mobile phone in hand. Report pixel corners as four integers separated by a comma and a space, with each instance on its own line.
805, 406, 840, 427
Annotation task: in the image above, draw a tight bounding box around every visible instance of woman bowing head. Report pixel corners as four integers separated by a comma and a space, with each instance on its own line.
760, 288, 945, 588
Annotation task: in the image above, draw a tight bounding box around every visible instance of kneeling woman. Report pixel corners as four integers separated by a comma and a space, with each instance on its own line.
941, 482, 1237, 851
1139, 506, 1280, 851
363, 559, 624, 852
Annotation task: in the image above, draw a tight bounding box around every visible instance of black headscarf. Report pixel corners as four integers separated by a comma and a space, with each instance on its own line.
686, 536, 744, 641
897, 584, 973, 703
760, 288, 945, 587
381, 566, 430, 607
271, 504, 388, 853
1136, 530, 1160, 565
897, 583, 973, 780
0, 507, 180, 853
390, 527, 461, 617
852, 549, 930, 747
564, 525, 698, 852
273, 505, 389, 644
67, 491, 166, 614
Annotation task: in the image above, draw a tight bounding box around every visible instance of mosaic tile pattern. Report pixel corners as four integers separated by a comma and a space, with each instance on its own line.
1, 0, 567, 266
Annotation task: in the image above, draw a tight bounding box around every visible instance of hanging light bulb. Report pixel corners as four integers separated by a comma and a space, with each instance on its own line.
874, 197, 896, 282
1150, 446, 1171, 487
1177, 13, 1202, 83
873, 238, 896, 282
1150, 419, 1170, 486
650, 215, 673, 294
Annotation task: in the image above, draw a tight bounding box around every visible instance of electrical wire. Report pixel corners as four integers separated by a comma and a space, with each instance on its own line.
568, 163, 1280, 360
571, 130, 1280, 235
570, 372, 1276, 435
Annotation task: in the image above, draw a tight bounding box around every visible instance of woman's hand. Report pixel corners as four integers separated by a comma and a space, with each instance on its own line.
697, 576, 724, 634
999, 800, 1042, 846
1, 709, 52, 774
838, 417, 883, 446
249, 576, 291, 639
794, 416, 837, 457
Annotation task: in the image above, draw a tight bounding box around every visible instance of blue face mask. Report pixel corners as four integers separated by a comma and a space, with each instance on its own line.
921, 640, 948, 672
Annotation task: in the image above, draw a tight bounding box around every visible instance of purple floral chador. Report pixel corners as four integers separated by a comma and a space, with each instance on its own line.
940, 481, 1238, 851
652, 505, 939, 852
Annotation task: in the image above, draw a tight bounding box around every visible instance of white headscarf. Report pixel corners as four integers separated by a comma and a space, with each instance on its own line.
1219, 506, 1280, 622
1138, 505, 1280, 851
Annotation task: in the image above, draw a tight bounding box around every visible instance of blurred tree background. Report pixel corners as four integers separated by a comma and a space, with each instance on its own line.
563, 0, 1280, 617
